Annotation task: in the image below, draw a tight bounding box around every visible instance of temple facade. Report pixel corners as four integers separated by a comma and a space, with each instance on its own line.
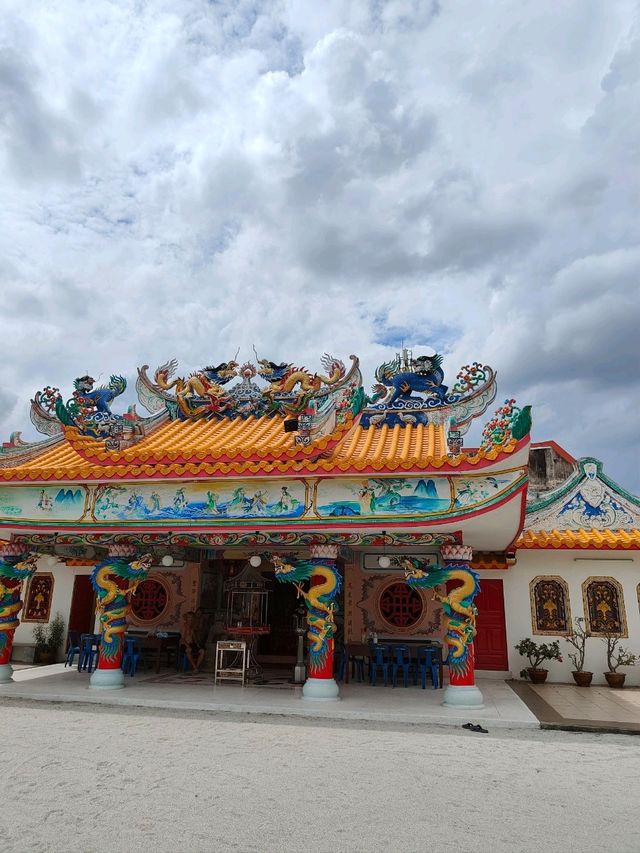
1, 347, 636, 701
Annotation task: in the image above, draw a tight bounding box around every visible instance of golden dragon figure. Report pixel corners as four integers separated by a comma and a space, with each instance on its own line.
256, 353, 346, 404
0, 553, 39, 656
91, 553, 153, 662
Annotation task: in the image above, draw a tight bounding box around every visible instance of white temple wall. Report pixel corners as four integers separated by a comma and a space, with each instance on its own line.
503, 550, 640, 686
12, 562, 96, 660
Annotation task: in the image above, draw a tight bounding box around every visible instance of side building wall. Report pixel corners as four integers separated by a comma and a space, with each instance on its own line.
503, 550, 640, 686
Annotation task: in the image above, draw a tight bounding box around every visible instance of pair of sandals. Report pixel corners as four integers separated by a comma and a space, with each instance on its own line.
462, 722, 488, 734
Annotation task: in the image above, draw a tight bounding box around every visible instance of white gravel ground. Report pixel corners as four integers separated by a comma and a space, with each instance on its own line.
1, 700, 638, 853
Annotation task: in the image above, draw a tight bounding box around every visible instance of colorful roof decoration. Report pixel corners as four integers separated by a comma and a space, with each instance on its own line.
519, 454, 640, 550
0, 348, 532, 482
359, 351, 498, 441
517, 529, 640, 550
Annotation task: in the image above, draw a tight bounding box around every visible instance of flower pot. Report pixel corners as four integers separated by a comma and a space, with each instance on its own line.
604, 672, 626, 689
36, 649, 55, 666
527, 668, 548, 684
572, 671, 593, 687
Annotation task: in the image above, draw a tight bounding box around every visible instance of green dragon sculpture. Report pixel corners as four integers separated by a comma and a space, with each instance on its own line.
271, 554, 341, 674
0, 553, 39, 656
400, 556, 480, 678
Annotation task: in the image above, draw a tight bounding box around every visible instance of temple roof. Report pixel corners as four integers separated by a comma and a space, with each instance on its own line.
0, 416, 527, 481
0, 348, 532, 483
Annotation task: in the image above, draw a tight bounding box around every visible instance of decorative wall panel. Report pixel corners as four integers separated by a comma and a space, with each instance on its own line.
529, 576, 571, 635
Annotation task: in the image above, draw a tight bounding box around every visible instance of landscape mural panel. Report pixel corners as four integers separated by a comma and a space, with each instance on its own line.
0, 485, 88, 522
93, 480, 308, 522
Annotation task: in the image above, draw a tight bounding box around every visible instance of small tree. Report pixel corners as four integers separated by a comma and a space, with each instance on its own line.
515, 638, 562, 676
33, 612, 66, 655
602, 632, 638, 673
565, 617, 589, 672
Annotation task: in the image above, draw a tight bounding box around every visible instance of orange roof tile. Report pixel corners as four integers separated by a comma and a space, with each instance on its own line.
517, 529, 640, 550
470, 552, 510, 570
0, 417, 524, 482
65, 414, 352, 466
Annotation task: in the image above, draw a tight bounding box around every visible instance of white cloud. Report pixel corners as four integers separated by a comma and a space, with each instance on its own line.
0, 0, 638, 490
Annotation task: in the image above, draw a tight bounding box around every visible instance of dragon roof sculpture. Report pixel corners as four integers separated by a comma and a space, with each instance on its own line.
361, 348, 498, 439
136, 352, 362, 426
10, 346, 530, 463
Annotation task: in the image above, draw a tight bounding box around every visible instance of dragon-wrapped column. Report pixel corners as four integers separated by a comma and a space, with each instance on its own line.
0, 542, 39, 683
440, 544, 484, 709
90, 545, 152, 690
271, 546, 341, 700
304, 545, 341, 700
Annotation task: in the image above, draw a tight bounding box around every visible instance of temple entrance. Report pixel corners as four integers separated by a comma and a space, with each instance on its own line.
68, 575, 95, 635
257, 582, 298, 664
474, 579, 508, 670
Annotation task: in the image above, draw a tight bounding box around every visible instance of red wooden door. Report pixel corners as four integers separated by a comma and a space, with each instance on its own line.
68, 575, 95, 634
474, 579, 508, 670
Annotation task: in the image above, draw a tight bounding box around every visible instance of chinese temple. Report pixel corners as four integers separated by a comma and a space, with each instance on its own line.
0, 347, 536, 706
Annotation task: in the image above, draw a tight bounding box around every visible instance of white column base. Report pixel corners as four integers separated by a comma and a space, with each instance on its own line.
0, 663, 14, 684
302, 677, 340, 701
442, 684, 484, 709
89, 668, 125, 690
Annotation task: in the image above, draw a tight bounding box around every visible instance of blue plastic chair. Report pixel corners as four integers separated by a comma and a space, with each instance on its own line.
391, 645, 412, 688
349, 653, 366, 683
78, 634, 99, 673
177, 649, 190, 672
417, 646, 440, 689
121, 638, 143, 677
369, 645, 391, 687
65, 631, 81, 668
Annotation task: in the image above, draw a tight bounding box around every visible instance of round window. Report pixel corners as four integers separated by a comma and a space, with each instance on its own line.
378, 582, 424, 629
131, 578, 169, 623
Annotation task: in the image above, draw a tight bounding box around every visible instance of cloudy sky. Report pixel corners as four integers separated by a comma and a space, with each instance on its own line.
1, 1, 639, 489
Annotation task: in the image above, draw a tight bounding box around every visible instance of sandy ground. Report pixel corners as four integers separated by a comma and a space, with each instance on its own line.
1, 701, 638, 853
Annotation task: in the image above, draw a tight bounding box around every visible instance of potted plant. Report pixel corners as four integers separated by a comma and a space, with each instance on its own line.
33, 612, 66, 665
602, 632, 638, 688
515, 638, 562, 684
565, 617, 592, 686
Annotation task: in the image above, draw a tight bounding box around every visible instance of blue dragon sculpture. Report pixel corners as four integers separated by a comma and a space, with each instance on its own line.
375, 353, 449, 405
400, 556, 480, 678
53, 374, 127, 437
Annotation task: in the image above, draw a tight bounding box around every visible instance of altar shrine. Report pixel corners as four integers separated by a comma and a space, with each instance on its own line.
0, 347, 533, 707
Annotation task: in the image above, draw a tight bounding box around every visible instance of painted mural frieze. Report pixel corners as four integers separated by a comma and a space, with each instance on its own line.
0, 486, 90, 523
93, 480, 309, 523
315, 472, 525, 520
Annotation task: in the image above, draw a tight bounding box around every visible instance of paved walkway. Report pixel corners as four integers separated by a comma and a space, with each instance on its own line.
510, 680, 640, 733
0, 664, 537, 729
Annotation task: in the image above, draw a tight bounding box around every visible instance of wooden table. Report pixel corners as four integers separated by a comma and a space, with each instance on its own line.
136, 634, 180, 673
344, 640, 444, 687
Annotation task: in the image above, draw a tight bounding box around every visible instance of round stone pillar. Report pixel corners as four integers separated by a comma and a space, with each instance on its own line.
303, 545, 341, 701
90, 544, 137, 690
0, 542, 38, 684
440, 544, 484, 709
